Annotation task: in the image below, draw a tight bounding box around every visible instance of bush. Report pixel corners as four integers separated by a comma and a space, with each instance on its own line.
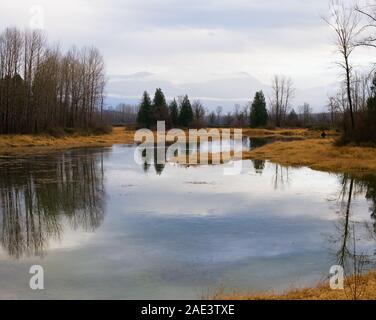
47, 127, 67, 138
46, 124, 112, 137
336, 111, 376, 146
63, 127, 76, 134
91, 124, 113, 135
265, 124, 276, 130
307, 124, 331, 131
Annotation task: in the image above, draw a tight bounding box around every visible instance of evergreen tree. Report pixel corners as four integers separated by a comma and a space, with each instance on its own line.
287, 108, 299, 126
169, 98, 179, 127
367, 75, 376, 114
153, 88, 167, 107
152, 88, 171, 127
137, 91, 152, 128
178, 95, 194, 127
250, 91, 268, 128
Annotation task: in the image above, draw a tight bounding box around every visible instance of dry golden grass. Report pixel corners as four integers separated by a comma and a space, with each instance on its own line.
0, 127, 135, 156
241, 127, 339, 138
210, 271, 376, 300
0, 127, 375, 176
0, 127, 307, 155
244, 138, 376, 175
0, 127, 246, 156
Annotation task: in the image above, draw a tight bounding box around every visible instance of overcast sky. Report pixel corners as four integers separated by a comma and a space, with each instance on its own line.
0, 0, 374, 110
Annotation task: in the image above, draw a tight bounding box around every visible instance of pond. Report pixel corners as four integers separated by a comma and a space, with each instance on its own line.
0, 139, 375, 299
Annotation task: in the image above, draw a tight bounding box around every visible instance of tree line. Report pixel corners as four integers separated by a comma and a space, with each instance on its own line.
325, 1, 376, 144
136, 88, 269, 129
137, 89, 194, 129
111, 79, 345, 130
0, 27, 106, 134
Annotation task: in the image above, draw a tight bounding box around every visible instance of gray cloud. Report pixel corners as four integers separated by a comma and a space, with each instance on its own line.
0, 0, 372, 111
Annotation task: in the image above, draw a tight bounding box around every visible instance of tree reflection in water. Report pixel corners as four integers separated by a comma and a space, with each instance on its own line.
330, 174, 376, 298
140, 145, 167, 175
0, 150, 106, 259
272, 164, 290, 190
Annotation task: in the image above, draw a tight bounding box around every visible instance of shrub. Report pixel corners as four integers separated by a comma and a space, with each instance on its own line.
337, 111, 376, 146
307, 124, 331, 131
63, 127, 76, 135
265, 124, 276, 130
91, 124, 113, 135
47, 127, 67, 138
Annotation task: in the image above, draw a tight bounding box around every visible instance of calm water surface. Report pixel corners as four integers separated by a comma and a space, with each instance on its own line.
0, 140, 376, 299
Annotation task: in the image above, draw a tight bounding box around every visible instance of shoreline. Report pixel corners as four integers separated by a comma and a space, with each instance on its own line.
210, 270, 376, 300
0, 127, 375, 175
0, 127, 136, 156
244, 138, 376, 176
1, 126, 376, 300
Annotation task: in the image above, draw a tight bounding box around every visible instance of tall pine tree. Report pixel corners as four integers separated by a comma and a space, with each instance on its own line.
178, 95, 193, 127
152, 88, 171, 128
137, 91, 152, 128
169, 98, 179, 127
250, 91, 268, 128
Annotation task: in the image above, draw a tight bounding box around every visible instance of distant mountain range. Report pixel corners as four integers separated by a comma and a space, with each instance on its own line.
105, 72, 336, 113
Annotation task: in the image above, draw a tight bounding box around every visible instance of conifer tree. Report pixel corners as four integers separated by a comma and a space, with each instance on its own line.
287, 108, 299, 126
137, 91, 152, 128
152, 88, 170, 127
178, 95, 193, 127
169, 98, 179, 127
250, 91, 268, 128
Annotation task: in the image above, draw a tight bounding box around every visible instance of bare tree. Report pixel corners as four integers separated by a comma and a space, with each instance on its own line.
215, 106, 223, 125
298, 103, 313, 127
192, 99, 206, 128
269, 75, 294, 127
327, 95, 341, 126
324, 1, 361, 130
0, 27, 107, 134
352, 72, 371, 112
355, 3, 376, 48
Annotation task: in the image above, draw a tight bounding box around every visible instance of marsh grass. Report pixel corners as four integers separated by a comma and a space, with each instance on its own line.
0, 127, 135, 156
245, 138, 376, 175
208, 271, 376, 300
0, 127, 375, 176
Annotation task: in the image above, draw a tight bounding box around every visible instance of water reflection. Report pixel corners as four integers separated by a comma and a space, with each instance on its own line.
328, 174, 376, 298
251, 159, 266, 174
136, 136, 285, 173
137, 137, 251, 172
0, 150, 106, 258
358, 175, 376, 232
2, 143, 376, 298
272, 164, 290, 190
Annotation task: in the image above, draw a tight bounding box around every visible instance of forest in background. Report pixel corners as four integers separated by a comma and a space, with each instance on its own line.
0, 27, 106, 135
1, 1, 376, 146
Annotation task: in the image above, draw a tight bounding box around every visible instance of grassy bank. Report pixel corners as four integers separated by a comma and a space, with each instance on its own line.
241, 127, 339, 138
0, 127, 136, 156
210, 270, 376, 300
170, 128, 375, 175
0, 127, 375, 176
244, 138, 376, 175
0, 126, 313, 156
